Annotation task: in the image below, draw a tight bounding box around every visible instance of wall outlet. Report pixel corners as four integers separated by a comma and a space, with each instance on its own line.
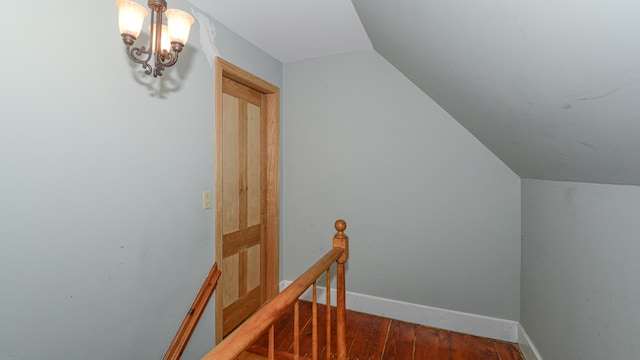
203, 191, 211, 209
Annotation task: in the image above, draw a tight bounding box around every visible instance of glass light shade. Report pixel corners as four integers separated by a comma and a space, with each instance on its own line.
166, 9, 195, 45
116, 0, 148, 38
149, 24, 171, 53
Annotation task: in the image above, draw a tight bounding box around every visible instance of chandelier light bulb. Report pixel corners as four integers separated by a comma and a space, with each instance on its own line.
149, 24, 171, 54
166, 9, 195, 46
116, 0, 147, 38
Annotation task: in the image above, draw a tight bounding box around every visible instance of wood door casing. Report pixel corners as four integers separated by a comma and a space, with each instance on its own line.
215, 57, 280, 343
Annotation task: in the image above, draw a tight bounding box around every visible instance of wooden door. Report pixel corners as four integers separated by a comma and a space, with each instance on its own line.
215, 58, 280, 342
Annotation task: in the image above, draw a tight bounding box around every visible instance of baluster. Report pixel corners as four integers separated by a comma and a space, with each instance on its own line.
336, 262, 346, 360
294, 300, 300, 360
269, 325, 275, 360
325, 268, 331, 360
312, 282, 318, 360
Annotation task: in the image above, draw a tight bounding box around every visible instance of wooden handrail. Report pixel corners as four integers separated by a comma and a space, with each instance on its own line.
202, 219, 349, 360
163, 262, 221, 360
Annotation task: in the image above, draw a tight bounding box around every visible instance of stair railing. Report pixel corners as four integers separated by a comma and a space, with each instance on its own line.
202, 219, 350, 360
163, 262, 221, 360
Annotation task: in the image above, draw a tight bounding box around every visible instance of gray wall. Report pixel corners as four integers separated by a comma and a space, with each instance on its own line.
282, 51, 521, 321
0, 1, 280, 359
522, 179, 640, 359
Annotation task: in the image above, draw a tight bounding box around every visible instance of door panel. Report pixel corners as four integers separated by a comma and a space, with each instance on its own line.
247, 103, 262, 228
222, 94, 240, 234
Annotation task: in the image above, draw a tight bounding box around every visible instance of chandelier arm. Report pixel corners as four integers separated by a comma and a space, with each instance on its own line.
154, 49, 180, 77
125, 45, 153, 75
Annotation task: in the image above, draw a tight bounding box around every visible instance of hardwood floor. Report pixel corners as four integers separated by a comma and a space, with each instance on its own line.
244, 301, 523, 360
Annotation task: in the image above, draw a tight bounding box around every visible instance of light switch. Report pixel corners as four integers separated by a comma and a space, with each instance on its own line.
203, 191, 211, 209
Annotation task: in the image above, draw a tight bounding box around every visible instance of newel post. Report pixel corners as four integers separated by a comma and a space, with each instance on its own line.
332, 219, 349, 360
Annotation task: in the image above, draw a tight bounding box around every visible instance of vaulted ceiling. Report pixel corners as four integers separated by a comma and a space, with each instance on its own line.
190, 0, 640, 186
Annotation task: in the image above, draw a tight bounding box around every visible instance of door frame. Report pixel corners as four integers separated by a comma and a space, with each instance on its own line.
214, 57, 280, 343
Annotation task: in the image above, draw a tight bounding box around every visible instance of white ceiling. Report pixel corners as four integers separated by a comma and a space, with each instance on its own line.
189, 0, 640, 186
188, 0, 372, 63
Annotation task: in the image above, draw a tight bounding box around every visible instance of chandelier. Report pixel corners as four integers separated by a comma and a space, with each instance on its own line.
116, 0, 195, 77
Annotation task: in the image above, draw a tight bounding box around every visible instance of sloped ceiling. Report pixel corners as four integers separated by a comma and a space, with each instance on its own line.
352, 0, 640, 186
192, 0, 640, 186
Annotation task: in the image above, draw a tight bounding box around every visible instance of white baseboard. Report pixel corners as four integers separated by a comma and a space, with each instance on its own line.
518, 324, 544, 360
279, 281, 519, 343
